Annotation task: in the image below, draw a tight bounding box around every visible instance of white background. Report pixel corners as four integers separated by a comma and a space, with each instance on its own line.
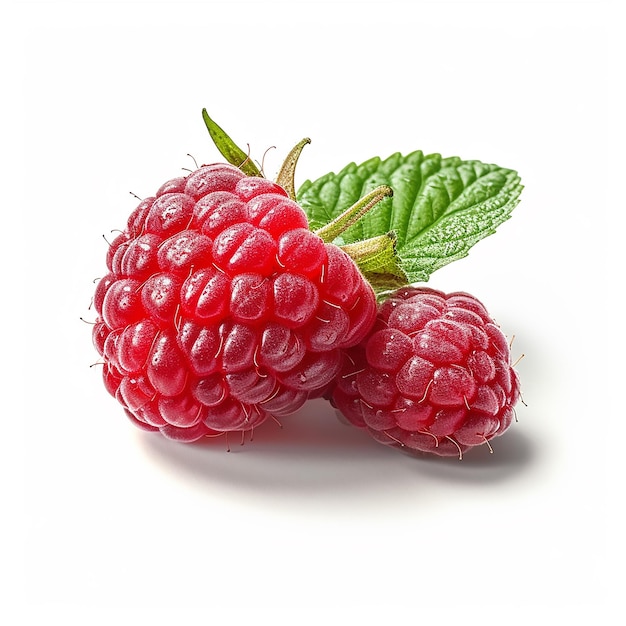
4, 0, 623, 623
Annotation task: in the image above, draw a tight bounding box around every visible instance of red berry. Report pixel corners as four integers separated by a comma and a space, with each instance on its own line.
331, 287, 520, 458
92, 164, 377, 442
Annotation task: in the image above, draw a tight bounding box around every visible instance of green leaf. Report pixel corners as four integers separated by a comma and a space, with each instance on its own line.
297, 151, 522, 284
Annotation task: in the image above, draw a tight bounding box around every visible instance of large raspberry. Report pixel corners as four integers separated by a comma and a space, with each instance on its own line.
331, 287, 520, 458
92, 163, 377, 442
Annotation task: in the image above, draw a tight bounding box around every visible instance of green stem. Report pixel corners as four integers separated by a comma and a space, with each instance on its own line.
314, 185, 394, 243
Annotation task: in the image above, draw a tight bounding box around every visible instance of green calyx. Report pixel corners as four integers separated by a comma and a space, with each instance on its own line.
202, 108, 262, 177
313, 186, 408, 294
202, 108, 523, 297
275, 137, 311, 201
339, 233, 409, 294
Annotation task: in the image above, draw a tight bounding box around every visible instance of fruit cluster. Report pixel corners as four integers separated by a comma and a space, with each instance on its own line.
90, 113, 522, 459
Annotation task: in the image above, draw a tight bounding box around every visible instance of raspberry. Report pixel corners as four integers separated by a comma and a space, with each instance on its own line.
92, 163, 377, 442
331, 287, 520, 458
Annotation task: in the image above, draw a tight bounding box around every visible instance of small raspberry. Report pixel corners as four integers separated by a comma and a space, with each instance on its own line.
92, 164, 377, 442
331, 286, 521, 458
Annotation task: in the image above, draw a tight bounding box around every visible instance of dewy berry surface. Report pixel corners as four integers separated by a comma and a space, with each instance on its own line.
92, 164, 377, 442
331, 287, 521, 458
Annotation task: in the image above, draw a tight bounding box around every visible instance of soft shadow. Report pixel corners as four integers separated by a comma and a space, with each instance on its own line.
138, 399, 540, 494
138, 400, 400, 494
398, 423, 540, 484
